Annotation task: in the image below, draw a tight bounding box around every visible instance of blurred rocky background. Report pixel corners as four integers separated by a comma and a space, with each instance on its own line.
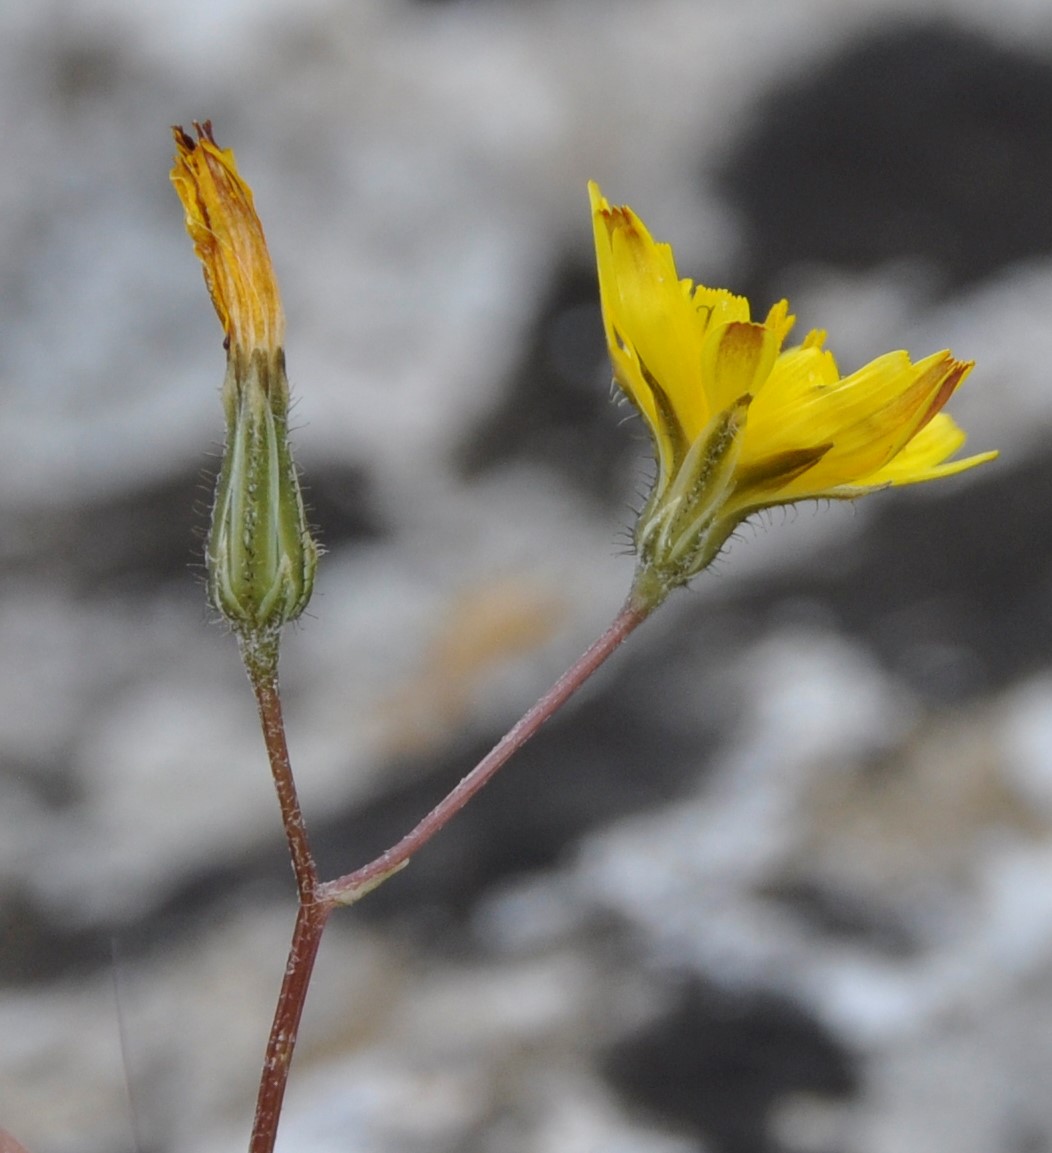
1, 1, 1049, 1151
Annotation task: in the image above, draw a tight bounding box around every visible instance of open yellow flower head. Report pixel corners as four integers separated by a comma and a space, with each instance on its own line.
589, 182, 997, 608
172, 123, 316, 645
171, 120, 285, 355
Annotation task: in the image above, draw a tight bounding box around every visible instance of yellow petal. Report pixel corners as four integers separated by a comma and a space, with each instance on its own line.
587, 181, 995, 603
590, 182, 764, 469
691, 283, 753, 335
843, 413, 998, 489
740, 347, 972, 500
171, 121, 284, 353
782, 352, 971, 494
700, 320, 780, 416
591, 185, 706, 442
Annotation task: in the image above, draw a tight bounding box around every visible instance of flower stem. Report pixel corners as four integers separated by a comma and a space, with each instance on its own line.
318, 596, 652, 906
246, 638, 318, 905
242, 634, 325, 1153
248, 901, 330, 1153
240, 595, 652, 1152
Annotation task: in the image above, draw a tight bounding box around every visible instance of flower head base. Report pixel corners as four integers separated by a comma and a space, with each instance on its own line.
172, 123, 317, 644
589, 182, 996, 609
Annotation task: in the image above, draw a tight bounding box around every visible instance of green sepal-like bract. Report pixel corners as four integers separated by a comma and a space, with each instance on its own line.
632, 394, 751, 607
208, 348, 318, 640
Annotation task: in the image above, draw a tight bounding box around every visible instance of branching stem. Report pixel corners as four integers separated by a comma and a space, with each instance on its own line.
242, 594, 652, 1152
318, 597, 650, 906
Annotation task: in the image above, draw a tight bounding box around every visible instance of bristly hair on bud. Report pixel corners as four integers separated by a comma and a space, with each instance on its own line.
172, 123, 317, 653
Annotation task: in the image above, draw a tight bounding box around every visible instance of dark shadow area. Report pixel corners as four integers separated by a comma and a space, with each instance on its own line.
761, 876, 919, 958
456, 261, 639, 507
603, 975, 859, 1153
719, 20, 1052, 300
699, 449, 1047, 704
0, 458, 383, 597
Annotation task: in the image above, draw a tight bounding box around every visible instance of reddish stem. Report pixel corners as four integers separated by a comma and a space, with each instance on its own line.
251, 660, 318, 904
0, 1131, 34, 1153
241, 595, 651, 1152
244, 641, 324, 1153
248, 901, 330, 1153
318, 597, 650, 906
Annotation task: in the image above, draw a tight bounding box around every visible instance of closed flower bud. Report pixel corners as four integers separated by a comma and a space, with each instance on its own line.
208, 346, 317, 635
171, 122, 317, 641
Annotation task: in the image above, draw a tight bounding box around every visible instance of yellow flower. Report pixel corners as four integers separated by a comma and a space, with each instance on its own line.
171, 122, 316, 643
171, 121, 284, 355
589, 182, 996, 608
